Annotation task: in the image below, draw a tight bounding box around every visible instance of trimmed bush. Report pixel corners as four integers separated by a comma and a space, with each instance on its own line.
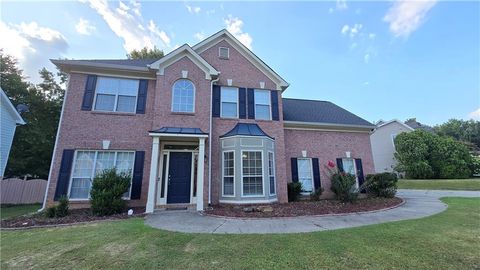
330, 172, 358, 203
55, 195, 70, 217
45, 206, 56, 218
310, 188, 323, 201
287, 182, 302, 202
364, 173, 398, 198
90, 168, 131, 216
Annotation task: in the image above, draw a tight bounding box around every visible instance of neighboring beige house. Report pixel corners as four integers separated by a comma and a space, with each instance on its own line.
370, 119, 413, 173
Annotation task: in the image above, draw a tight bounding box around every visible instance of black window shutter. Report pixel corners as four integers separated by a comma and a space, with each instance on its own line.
130, 151, 145, 200
355, 159, 366, 193
271, 90, 279, 121
247, 88, 255, 119
291, 158, 298, 182
336, 158, 344, 172
312, 158, 321, 190
212, 85, 221, 117
239, 88, 246, 119
136, 79, 148, 114
54, 149, 75, 201
81, 75, 97, 111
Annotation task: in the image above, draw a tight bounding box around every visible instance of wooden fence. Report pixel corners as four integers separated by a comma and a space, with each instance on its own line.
0, 178, 47, 204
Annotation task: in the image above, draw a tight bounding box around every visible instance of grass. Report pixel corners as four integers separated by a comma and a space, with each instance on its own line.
1, 198, 479, 269
398, 179, 480, 191
0, 204, 41, 220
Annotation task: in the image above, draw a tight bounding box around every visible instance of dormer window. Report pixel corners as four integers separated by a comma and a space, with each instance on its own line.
219, 47, 229, 59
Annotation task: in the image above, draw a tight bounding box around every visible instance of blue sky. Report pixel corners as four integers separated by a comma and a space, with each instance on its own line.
1, 0, 479, 125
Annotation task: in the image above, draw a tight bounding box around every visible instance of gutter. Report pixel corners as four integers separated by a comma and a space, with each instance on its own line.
51, 59, 151, 72
208, 75, 220, 205
283, 120, 375, 131
39, 74, 71, 212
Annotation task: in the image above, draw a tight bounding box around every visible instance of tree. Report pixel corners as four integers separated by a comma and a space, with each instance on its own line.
126, 46, 164, 60
434, 119, 480, 152
2, 52, 64, 178
394, 130, 473, 179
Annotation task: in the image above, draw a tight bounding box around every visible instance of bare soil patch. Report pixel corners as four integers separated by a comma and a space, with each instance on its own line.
1, 207, 145, 228
205, 197, 403, 218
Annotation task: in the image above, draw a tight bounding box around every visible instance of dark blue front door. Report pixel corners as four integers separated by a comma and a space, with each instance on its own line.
167, 152, 192, 204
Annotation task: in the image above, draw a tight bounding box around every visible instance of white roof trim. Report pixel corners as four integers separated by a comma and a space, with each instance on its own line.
192, 29, 289, 91
376, 119, 414, 131
1, 87, 25, 125
148, 44, 219, 80
149, 132, 208, 138
51, 59, 150, 72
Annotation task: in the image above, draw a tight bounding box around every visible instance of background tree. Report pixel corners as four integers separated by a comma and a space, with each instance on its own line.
126, 46, 164, 59
434, 119, 480, 152
2, 52, 64, 178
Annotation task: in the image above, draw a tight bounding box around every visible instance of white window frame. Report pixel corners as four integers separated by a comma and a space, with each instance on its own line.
240, 150, 265, 197
391, 133, 397, 148
171, 79, 196, 113
219, 47, 230, 59
220, 87, 239, 118
222, 150, 235, 197
297, 158, 314, 194
67, 150, 135, 201
268, 151, 276, 195
254, 89, 271, 120
92, 77, 139, 113
342, 158, 359, 189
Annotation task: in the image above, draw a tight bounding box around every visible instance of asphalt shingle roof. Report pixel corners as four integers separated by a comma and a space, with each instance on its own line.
282, 98, 374, 127
220, 123, 273, 139
150, 127, 207, 135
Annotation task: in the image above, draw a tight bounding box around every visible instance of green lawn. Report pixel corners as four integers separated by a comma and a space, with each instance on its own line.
0, 204, 41, 220
398, 179, 480, 191
1, 198, 479, 269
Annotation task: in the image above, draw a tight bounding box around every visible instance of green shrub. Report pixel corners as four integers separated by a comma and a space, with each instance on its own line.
90, 168, 131, 216
55, 195, 70, 217
45, 206, 56, 218
364, 173, 398, 198
310, 188, 323, 201
330, 172, 358, 203
287, 182, 302, 202
472, 155, 480, 175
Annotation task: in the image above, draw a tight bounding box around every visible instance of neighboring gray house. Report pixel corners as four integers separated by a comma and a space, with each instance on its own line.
0, 87, 25, 177
370, 119, 413, 173
405, 118, 434, 133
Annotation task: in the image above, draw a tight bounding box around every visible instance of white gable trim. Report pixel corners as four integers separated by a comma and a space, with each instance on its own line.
192, 30, 289, 91
376, 119, 414, 131
148, 44, 219, 80
1, 87, 25, 125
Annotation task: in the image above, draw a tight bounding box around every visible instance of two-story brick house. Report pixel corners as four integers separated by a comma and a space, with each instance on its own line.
43, 29, 375, 213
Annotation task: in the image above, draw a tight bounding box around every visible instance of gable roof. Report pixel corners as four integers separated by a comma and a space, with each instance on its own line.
282, 98, 374, 129
375, 119, 414, 131
192, 29, 289, 91
148, 44, 219, 80
1, 87, 25, 125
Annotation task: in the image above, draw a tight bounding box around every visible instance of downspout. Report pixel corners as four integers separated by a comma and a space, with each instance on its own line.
39, 73, 71, 212
208, 75, 220, 205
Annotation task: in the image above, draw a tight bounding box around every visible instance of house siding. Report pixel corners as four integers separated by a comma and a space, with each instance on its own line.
0, 100, 19, 177
284, 129, 375, 198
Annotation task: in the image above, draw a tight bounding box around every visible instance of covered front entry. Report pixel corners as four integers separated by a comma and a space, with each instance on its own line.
146, 127, 208, 213
167, 152, 192, 204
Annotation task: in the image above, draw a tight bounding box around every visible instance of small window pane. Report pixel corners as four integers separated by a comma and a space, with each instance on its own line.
221, 87, 238, 102
96, 77, 118, 94
95, 94, 115, 111
95, 152, 115, 175
117, 79, 139, 96
70, 178, 91, 199
223, 152, 234, 196
73, 151, 95, 178
224, 177, 234, 195
268, 152, 275, 195
254, 90, 270, 105
255, 104, 270, 120
221, 102, 237, 118
117, 95, 136, 112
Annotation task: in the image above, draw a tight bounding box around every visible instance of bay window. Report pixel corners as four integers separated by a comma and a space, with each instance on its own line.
268, 152, 275, 195
222, 151, 235, 196
242, 151, 263, 196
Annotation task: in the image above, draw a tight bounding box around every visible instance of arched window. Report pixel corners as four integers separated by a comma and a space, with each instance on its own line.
172, 79, 195, 113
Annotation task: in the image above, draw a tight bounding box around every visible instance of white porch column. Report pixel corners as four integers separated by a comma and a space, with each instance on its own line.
146, 137, 160, 213
196, 138, 206, 211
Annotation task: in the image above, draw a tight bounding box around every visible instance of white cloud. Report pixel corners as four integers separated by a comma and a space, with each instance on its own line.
341, 23, 362, 38
185, 4, 201, 14
194, 32, 205, 41
336, 0, 348, 10
364, 53, 370, 63
0, 21, 68, 82
469, 108, 480, 120
83, 0, 171, 52
224, 15, 252, 50
369, 33, 376, 39
75, 18, 96, 35
384, 0, 437, 38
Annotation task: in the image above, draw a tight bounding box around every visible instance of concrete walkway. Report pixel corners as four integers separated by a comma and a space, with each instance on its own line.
145, 190, 480, 234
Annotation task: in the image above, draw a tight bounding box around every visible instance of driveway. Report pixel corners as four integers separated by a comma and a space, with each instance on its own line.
145, 189, 480, 234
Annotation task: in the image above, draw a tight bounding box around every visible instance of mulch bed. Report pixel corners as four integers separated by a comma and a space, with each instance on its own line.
205, 197, 404, 218
1, 207, 145, 229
